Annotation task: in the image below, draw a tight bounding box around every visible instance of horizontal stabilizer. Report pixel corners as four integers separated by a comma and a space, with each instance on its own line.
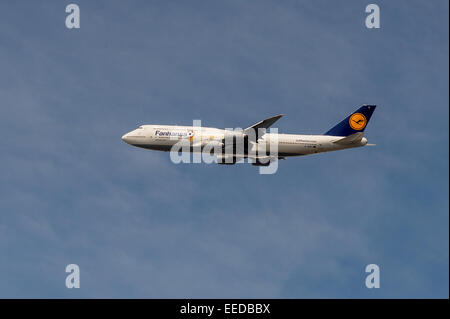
333, 132, 364, 145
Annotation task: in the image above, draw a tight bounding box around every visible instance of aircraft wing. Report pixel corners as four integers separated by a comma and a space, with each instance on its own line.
244, 114, 283, 141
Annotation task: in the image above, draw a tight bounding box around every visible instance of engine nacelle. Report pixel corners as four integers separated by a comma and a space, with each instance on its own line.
222, 130, 248, 155
251, 156, 274, 166
216, 154, 238, 165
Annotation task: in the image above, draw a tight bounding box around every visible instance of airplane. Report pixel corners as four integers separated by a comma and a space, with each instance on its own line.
121, 104, 377, 166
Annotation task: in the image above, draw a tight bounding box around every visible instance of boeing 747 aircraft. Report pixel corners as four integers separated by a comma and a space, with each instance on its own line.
122, 105, 376, 166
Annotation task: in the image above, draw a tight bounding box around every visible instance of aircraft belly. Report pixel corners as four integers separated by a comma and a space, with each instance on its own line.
132, 137, 178, 151
277, 143, 308, 156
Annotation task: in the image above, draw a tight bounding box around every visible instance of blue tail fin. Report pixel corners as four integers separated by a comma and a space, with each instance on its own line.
325, 105, 376, 136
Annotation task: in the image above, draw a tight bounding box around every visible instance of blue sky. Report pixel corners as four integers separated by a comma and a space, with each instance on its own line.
0, 0, 448, 298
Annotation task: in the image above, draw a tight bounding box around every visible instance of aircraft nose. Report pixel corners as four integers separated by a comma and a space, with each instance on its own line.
121, 133, 130, 143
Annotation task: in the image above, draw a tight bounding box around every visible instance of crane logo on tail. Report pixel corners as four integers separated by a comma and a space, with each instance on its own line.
349, 113, 367, 130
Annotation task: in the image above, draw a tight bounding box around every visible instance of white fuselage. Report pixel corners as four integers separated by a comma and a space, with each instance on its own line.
121, 125, 368, 157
